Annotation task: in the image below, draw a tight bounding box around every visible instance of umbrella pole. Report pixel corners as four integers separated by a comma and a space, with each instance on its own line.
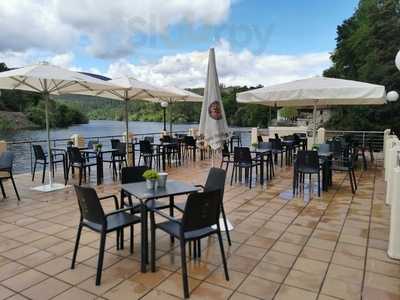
124, 94, 130, 166
44, 91, 53, 186
169, 101, 173, 135
312, 102, 317, 146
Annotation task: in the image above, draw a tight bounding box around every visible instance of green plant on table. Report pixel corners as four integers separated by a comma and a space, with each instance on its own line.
95, 143, 102, 151
312, 144, 320, 150
143, 170, 159, 181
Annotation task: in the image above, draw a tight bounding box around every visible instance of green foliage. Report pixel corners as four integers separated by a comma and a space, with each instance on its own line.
324, 0, 400, 130
0, 118, 15, 131
0, 62, 88, 129
279, 107, 299, 120
143, 170, 159, 180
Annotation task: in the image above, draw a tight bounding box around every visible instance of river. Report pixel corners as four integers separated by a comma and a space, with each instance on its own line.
0, 120, 250, 173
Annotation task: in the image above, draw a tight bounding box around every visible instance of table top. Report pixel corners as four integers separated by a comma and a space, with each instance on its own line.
81, 148, 119, 154
318, 151, 333, 157
121, 180, 199, 200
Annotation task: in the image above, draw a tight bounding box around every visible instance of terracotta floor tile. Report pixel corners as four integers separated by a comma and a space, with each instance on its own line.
234, 244, 267, 260
2, 269, 48, 292
103, 278, 151, 300
205, 267, 246, 290
262, 250, 297, 268
0, 262, 28, 281
56, 264, 96, 285
0, 285, 14, 300
366, 258, 400, 278
332, 251, 365, 270
274, 285, 317, 300
35, 257, 71, 276
229, 292, 259, 300
321, 277, 361, 300
245, 236, 275, 249
130, 268, 171, 289
271, 241, 303, 256
189, 282, 232, 300
284, 269, 324, 292
238, 275, 280, 299
21, 277, 71, 300
364, 271, 400, 296
362, 286, 400, 300
326, 263, 363, 285
52, 287, 97, 300
251, 261, 290, 283
227, 254, 259, 274
177, 260, 217, 280
19, 250, 56, 268
293, 257, 329, 275
141, 289, 180, 300
300, 246, 332, 263
156, 273, 201, 298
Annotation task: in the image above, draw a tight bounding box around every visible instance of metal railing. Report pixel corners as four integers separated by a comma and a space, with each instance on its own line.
325, 130, 385, 151
6, 128, 252, 174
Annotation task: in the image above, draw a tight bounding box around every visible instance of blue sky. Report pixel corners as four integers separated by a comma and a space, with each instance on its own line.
0, 0, 359, 87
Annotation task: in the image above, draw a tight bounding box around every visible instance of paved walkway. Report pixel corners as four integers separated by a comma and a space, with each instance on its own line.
0, 158, 398, 300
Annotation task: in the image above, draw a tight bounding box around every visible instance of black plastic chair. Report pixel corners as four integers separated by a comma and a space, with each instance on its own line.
269, 138, 287, 168
150, 190, 229, 298
183, 136, 196, 161
32, 144, 65, 184
258, 142, 275, 180
138, 140, 160, 169
330, 151, 358, 194
67, 147, 97, 185
293, 150, 321, 196
230, 147, 260, 189
0, 151, 20, 201
175, 168, 232, 246
220, 143, 234, 171
71, 185, 141, 285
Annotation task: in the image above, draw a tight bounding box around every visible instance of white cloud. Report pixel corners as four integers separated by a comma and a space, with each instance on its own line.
0, 0, 232, 59
106, 40, 332, 88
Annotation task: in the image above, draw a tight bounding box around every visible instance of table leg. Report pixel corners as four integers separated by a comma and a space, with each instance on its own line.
96, 153, 103, 185
260, 155, 264, 185
140, 203, 147, 273
169, 195, 175, 243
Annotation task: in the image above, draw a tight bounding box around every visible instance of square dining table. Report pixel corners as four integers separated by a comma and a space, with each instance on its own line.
121, 180, 199, 272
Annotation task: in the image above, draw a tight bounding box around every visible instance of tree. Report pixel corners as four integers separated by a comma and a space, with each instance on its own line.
279, 107, 299, 121
324, 0, 400, 130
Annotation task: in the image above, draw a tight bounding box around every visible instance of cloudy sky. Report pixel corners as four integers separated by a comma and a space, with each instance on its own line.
0, 0, 358, 88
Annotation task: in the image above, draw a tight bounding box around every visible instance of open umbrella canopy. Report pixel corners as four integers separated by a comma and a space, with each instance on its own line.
0, 62, 119, 191
155, 86, 202, 103
237, 76, 386, 107
0, 62, 117, 94
78, 76, 179, 101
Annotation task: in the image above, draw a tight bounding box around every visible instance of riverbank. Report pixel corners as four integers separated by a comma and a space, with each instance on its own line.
0, 111, 39, 131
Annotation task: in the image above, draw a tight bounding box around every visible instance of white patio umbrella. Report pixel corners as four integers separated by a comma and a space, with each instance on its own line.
237, 76, 387, 144
0, 62, 119, 192
152, 86, 202, 133
199, 48, 230, 150
74, 76, 180, 163
200, 48, 233, 232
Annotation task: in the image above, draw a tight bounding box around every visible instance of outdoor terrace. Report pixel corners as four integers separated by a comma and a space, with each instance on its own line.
0, 158, 398, 300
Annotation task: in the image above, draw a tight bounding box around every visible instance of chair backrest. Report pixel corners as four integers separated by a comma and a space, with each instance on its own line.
270, 138, 283, 150
184, 136, 196, 146
296, 150, 319, 169
318, 143, 330, 153
121, 166, 149, 184
110, 139, 120, 149
144, 136, 154, 143
161, 135, 171, 143
139, 140, 152, 153
74, 185, 105, 226
33, 144, 46, 160
257, 136, 263, 143
204, 167, 226, 198
182, 190, 221, 232
87, 140, 98, 149
222, 143, 230, 157
0, 151, 14, 170
69, 147, 84, 164
118, 142, 127, 155
259, 142, 272, 150
233, 147, 252, 163
275, 133, 280, 140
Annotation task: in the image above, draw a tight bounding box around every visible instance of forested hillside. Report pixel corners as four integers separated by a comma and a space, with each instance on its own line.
324, 0, 400, 130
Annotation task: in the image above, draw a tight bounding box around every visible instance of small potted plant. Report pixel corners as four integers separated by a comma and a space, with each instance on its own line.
95, 143, 102, 152
312, 144, 320, 151
251, 142, 258, 149
143, 169, 159, 190
67, 140, 73, 147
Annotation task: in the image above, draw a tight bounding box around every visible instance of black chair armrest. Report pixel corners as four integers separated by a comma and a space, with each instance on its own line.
152, 209, 182, 224
105, 206, 138, 218
99, 195, 119, 209
194, 184, 205, 190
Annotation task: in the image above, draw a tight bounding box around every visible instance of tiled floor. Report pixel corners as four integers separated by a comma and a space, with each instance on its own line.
0, 157, 398, 300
